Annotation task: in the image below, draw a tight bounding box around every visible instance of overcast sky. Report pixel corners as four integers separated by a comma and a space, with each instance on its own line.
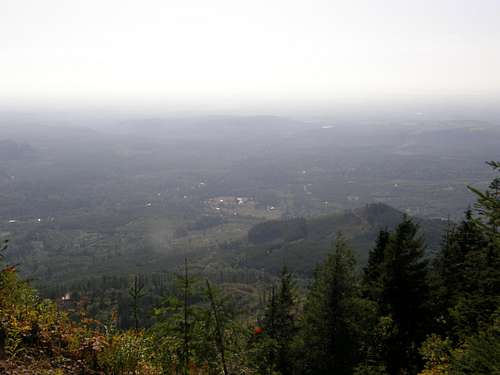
1, 0, 499, 110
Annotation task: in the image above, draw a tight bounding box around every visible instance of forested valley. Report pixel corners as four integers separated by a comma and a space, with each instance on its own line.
0, 117, 499, 374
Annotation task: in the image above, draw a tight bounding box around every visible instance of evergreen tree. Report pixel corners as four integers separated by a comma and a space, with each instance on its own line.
468, 160, 500, 244
422, 161, 500, 374
450, 161, 500, 337
205, 279, 230, 375
363, 229, 390, 301
302, 234, 368, 374
360, 230, 395, 371
431, 212, 490, 337
260, 266, 298, 374
431, 162, 500, 340
129, 274, 145, 332
152, 258, 211, 374
379, 216, 429, 374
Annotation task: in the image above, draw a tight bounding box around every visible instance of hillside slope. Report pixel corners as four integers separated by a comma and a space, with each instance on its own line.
226, 203, 447, 275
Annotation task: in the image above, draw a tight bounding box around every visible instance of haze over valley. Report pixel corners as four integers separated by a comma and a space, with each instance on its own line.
1, 110, 498, 289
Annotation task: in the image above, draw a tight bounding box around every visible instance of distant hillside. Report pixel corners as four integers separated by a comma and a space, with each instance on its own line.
400, 126, 500, 157
0, 140, 36, 161
229, 203, 447, 275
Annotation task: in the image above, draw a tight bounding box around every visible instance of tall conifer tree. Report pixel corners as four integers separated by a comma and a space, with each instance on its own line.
379, 217, 429, 374
363, 229, 390, 301
259, 266, 298, 374
302, 234, 365, 374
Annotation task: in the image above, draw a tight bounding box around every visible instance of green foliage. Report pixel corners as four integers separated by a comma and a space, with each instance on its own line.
420, 161, 500, 375
239, 203, 446, 276
363, 229, 390, 301
353, 363, 388, 375
418, 334, 453, 375
420, 315, 500, 375
379, 217, 430, 374
150, 260, 248, 374
190, 215, 225, 231
129, 274, 146, 331
205, 280, 230, 375
1, 250, 160, 373
253, 266, 299, 374
96, 331, 157, 375
151, 260, 200, 373
248, 217, 308, 244
302, 234, 373, 374
467, 161, 500, 244
430, 161, 500, 340
361, 217, 430, 374
436, 215, 497, 337
450, 313, 500, 374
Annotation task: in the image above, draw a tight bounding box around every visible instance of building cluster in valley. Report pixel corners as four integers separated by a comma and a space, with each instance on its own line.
205, 196, 281, 219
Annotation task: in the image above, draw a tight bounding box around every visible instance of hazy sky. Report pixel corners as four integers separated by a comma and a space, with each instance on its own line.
1, 0, 500, 109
